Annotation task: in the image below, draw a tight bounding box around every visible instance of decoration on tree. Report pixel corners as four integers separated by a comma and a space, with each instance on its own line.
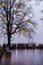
2, 17, 7, 21
2, 2, 5, 7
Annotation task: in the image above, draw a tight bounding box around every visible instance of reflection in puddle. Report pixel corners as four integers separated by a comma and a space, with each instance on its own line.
24, 49, 27, 56
16, 50, 18, 59
0, 50, 43, 65
1, 51, 11, 65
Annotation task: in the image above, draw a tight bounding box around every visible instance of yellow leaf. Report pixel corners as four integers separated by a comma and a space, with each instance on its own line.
3, 17, 7, 21
21, 0, 25, 2
34, 26, 36, 30
2, 2, 5, 7
20, 5, 24, 10
21, 29, 24, 33
26, 31, 30, 34
23, 17, 26, 21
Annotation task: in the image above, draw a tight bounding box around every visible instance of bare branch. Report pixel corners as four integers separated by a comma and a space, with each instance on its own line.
0, 23, 7, 30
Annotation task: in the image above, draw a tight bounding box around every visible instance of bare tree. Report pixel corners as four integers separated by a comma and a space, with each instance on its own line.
0, 0, 36, 48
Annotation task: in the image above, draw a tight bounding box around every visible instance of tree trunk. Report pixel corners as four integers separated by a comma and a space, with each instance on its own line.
7, 21, 11, 49
8, 34, 11, 49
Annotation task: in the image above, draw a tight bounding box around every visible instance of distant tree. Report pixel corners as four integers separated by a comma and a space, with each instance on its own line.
0, 0, 36, 48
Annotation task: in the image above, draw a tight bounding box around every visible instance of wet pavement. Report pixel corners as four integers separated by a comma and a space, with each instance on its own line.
0, 49, 43, 65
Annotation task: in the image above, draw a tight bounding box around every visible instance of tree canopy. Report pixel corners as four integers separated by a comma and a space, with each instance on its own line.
0, 0, 37, 47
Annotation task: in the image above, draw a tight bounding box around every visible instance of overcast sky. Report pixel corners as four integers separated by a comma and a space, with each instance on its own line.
0, 0, 43, 45
32, 0, 43, 44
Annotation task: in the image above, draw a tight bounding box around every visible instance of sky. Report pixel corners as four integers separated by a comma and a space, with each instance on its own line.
0, 0, 43, 45
32, 0, 43, 44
